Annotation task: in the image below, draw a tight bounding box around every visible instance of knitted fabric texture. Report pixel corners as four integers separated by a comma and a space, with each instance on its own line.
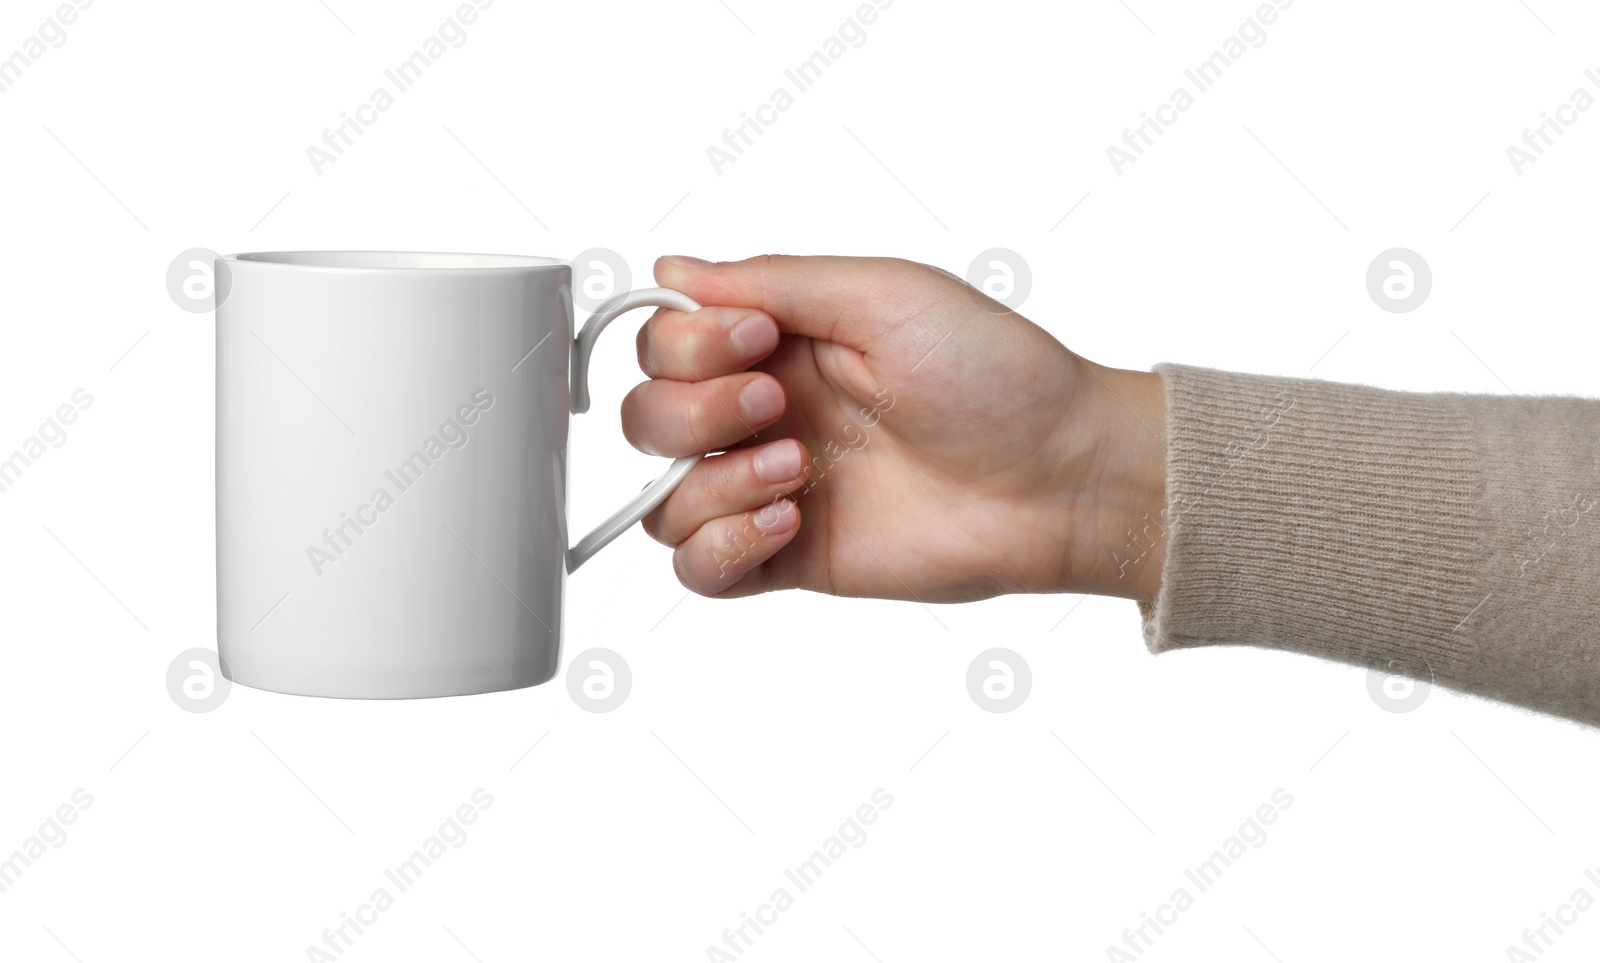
1141, 363, 1600, 726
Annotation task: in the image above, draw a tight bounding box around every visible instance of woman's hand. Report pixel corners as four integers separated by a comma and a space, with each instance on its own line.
622, 254, 1168, 604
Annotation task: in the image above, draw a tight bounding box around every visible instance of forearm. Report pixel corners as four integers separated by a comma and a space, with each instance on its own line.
1140, 362, 1600, 726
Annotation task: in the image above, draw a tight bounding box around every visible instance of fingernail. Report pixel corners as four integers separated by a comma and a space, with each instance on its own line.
752, 440, 803, 483
662, 255, 713, 269
739, 378, 784, 424
753, 500, 797, 535
730, 315, 778, 360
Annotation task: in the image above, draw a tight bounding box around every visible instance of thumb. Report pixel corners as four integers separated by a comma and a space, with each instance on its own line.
654, 254, 930, 353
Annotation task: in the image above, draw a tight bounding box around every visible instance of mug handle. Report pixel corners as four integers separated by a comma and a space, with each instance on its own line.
566, 286, 705, 573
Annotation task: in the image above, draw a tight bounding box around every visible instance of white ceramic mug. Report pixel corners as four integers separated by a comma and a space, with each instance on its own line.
215, 251, 702, 698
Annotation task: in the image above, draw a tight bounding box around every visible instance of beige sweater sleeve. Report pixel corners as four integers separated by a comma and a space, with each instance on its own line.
1141, 363, 1600, 726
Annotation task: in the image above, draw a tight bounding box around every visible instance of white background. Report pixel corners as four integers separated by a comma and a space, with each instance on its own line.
3, 0, 1599, 960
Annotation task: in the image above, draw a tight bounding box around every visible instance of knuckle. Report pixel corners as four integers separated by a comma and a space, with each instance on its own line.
692, 452, 734, 503
718, 513, 761, 574
682, 385, 718, 453
643, 310, 715, 379
672, 323, 709, 375
672, 547, 708, 596
885, 256, 939, 287
638, 311, 683, 376
717, 455, 749, 501
618, 385, 658, 454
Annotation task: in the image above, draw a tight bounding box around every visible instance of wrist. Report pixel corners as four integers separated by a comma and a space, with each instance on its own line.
1063, 363, 1169, 603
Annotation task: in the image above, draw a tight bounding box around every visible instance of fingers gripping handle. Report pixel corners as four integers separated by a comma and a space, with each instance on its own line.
565, 454, 699, 575
567, 287, 704, 574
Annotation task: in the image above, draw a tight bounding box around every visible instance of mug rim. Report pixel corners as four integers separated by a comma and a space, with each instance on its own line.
223, 251, 568, 273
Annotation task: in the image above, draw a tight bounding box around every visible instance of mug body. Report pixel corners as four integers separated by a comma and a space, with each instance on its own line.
216, 252, 571, 698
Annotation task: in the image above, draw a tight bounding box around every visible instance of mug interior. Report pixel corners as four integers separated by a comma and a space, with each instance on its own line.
228, 251, 565, 271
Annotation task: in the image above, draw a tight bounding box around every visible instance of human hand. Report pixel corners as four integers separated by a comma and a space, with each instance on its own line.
622, 254, 1168, 604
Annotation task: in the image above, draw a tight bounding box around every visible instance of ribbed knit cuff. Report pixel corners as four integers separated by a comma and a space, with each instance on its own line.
1140, 363, 1484, 685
